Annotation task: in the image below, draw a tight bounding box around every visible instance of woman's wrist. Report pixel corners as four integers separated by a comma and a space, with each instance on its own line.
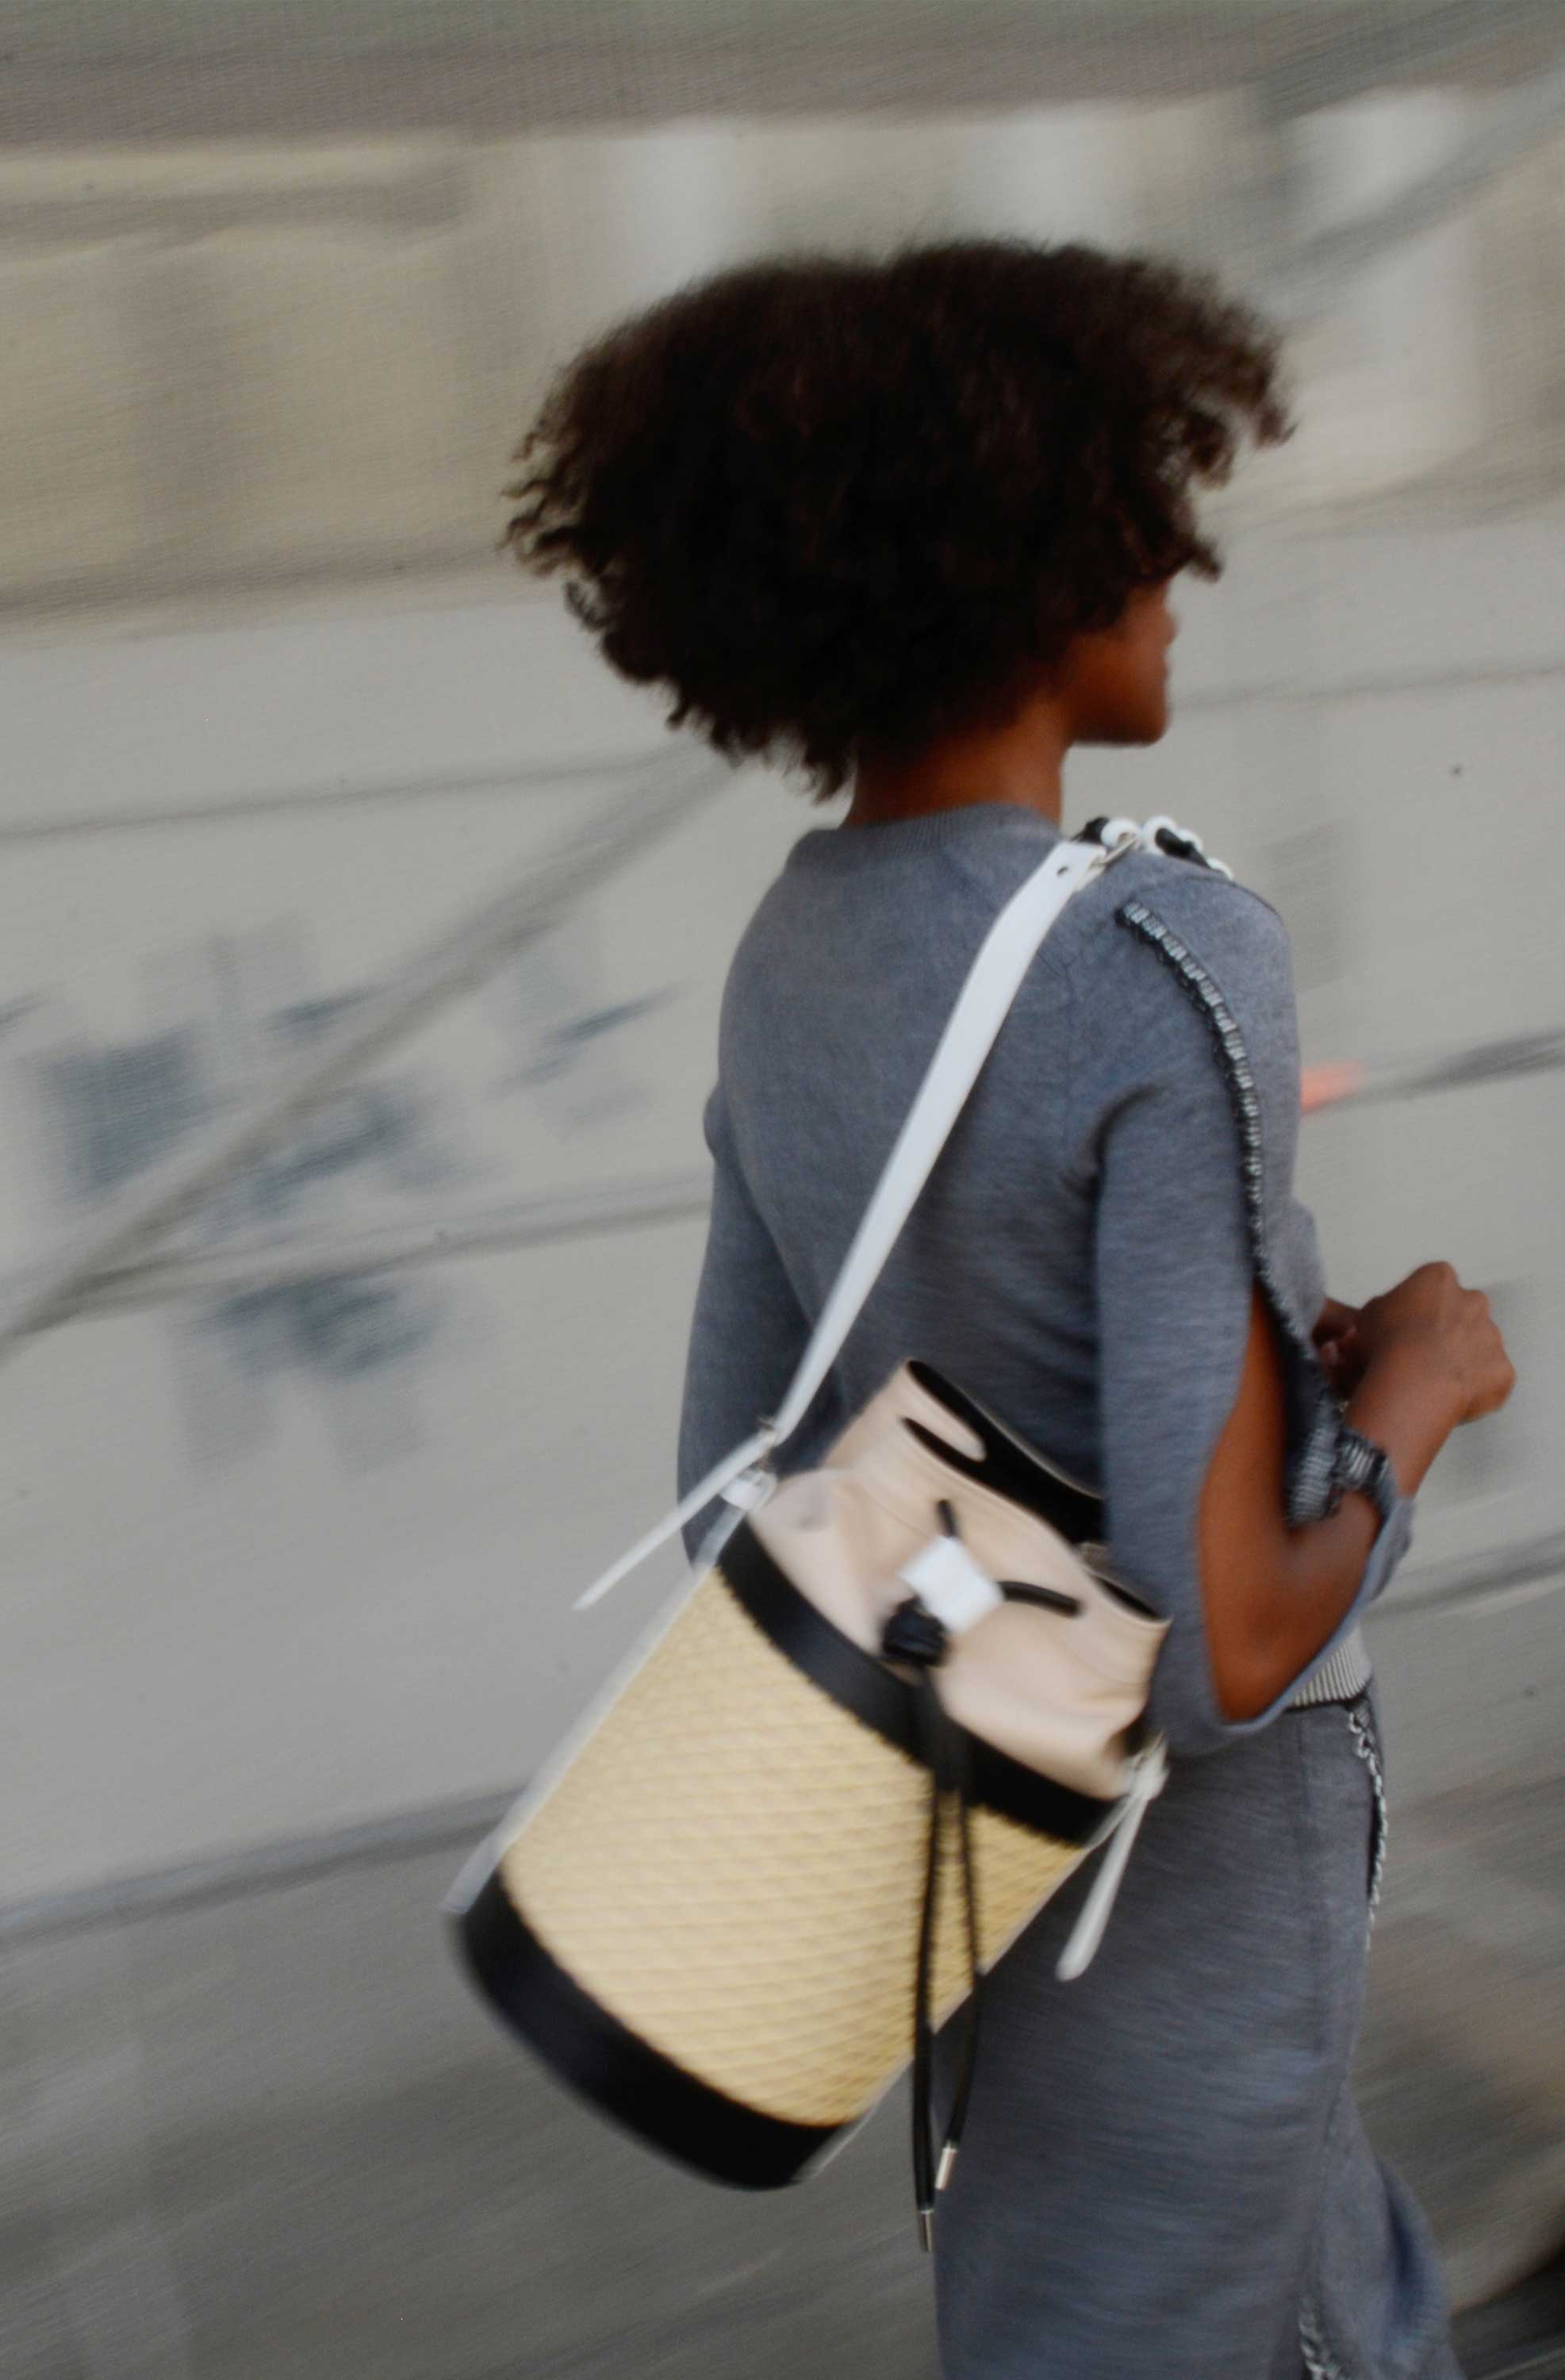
1329, 1428, 1402, 1534
1344, 1345, 1463, 1501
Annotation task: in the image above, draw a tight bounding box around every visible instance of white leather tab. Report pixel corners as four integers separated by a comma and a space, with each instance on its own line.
897, 1534, 1006, 1637
721, 1465, 777, 1514
1055, 1737, 1168, 1982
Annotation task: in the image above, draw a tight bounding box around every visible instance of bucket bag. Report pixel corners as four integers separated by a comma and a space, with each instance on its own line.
448, 815, 1225, 2240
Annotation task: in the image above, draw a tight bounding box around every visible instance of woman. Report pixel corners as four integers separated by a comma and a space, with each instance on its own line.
507, 240, 1513, 2380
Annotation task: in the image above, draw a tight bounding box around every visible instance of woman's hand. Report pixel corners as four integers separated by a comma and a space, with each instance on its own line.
1352, 1262, 1516, 1426
1201, 1268, 1513, 1722
1313, 1296, 1367, 1399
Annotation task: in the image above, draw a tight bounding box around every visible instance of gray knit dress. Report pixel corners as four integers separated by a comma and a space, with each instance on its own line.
676, 803, 1462, 2380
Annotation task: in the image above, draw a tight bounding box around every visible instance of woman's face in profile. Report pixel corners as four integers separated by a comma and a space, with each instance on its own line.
1059, 578, 1180, 748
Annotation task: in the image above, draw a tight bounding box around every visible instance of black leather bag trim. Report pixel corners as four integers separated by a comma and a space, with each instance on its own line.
455, 1870, 835, 2191
716, 1521, 1111, 1846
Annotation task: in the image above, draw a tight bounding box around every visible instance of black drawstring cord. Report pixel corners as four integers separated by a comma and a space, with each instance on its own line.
939, 1715, 983, 2192
884, 1503, 1153, 2235
883, 1497, 987, 2251
907, 1661, 946, 2251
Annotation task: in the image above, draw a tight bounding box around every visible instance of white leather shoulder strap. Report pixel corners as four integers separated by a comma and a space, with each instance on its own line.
755, 832, 1111, 1450
575, 820, 1187, 1610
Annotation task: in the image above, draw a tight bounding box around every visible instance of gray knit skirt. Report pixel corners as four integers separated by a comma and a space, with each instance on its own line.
933, 1695, 1463, 2380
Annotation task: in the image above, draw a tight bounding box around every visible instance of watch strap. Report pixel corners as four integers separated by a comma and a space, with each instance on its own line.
1331, 1427, 1401, 1530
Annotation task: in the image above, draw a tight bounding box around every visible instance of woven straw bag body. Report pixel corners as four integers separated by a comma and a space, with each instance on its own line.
450, 821, 1214, 2209
455, 1357, 1165, 2189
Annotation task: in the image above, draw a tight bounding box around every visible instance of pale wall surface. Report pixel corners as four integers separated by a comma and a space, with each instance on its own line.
2, 513, 1563, 1909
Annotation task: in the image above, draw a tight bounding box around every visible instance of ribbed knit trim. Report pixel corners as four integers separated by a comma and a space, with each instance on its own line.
1287, 1626, 1373, 1710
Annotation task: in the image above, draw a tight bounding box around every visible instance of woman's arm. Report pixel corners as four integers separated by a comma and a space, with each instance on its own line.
1083, 869, 1449, 1754
1201, 1272, 1513, 1721
677, 1083, 810, 1562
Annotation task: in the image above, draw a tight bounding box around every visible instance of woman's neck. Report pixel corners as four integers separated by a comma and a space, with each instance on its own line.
844, 695, 1071, 829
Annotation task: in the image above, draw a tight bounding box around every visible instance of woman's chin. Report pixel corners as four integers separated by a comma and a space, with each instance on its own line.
1088, 704, 1172, 749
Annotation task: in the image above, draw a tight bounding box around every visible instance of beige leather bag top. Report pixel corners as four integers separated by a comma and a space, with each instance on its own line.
777, 1358, 1165, 1803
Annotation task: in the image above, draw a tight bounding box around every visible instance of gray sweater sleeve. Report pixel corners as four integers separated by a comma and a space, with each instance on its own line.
1071, 873, 1413, 1756
677, 1082, 809, 1554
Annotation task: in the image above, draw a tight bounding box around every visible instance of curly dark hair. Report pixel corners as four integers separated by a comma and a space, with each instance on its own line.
504, 239, 1289, 797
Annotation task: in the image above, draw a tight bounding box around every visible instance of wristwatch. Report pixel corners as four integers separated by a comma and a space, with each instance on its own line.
1329, 1428, 1402, 1530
